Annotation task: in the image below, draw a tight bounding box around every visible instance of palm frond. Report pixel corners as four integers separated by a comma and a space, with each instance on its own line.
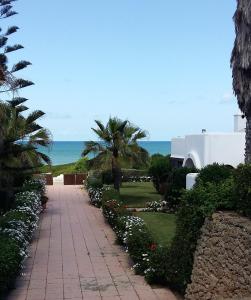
26, 110, 45, 124
5, 25, 18, 35
11, 60, 31, 73
4, 44, 23, 53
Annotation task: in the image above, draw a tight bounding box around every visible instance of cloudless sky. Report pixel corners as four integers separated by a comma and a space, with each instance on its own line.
6, 0, 238, 140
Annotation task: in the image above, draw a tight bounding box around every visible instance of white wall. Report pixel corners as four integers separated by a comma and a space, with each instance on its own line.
204, 133, 245, 167
186, 173, 199, 190
172, 132, 245, 169
234, 114, 246, 132
171, 137, 186, 158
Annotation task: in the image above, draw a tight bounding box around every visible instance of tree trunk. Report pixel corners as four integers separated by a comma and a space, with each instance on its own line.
112, 154, 122, 192
245, 116, 251, 164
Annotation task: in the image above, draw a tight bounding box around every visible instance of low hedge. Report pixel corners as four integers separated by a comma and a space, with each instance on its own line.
0, 236, 22, 293
0, 179, 44, 296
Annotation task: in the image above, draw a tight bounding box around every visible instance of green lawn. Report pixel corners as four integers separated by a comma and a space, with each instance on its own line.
120, 182, 160, 208
134, 212, 176, 247
39, 163, 76, 177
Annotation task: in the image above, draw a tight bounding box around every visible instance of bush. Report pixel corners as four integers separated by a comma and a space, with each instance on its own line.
0, 182, 42, 295
22, 178, 46, 196
102, 189, 126, 227
166, 178, 235, 293
0, 235, 22, 295
102, 169, 114, 185
122, 169, 149, 182
85, 176, 103, 189
148, 155, 172, 193
164, 167, 197, 211
195, 163, 233, 187
234, 164, 251, 218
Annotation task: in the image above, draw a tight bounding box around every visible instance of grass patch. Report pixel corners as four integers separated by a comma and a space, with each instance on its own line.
120, 182, 160, 208
39, 163, 76, 177
134, 212, 176, 247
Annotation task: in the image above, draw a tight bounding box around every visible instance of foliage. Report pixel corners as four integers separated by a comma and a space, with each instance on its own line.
0, 0, 51, 212
82, 117, 149, 190
164, 166, 197, 211
0, 235, 22, 295
102, 168, 150, 184
143, 200, 163, 212
74, 157, 88, 173
22, 178, 46, 196
195, 163, 233, 187
148, 155, 172, 193
166, 178, 235, 293
234, 164, 251, 217
39, 162, 76, 177
0, 180, 42, 295
101, 169, 114, 185
85, 175, 103, 189
101, 190, 174, 285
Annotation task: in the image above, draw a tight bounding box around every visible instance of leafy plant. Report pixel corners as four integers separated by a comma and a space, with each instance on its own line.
164, 166, 197, 211
148, 155, 172, 193
166, 178, 235, 293
195, 163, 233, 187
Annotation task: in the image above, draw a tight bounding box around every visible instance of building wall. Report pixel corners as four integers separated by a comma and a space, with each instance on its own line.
204, 133, 245, 167
171, 132, 245, 169
185, 212, 251, 300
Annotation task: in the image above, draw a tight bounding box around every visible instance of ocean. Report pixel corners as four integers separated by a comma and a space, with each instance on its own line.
41, 141, 171, 165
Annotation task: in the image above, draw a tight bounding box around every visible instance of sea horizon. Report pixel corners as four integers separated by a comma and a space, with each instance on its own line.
40, 141, 171, 165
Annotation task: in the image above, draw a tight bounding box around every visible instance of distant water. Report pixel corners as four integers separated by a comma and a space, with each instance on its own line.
41, 141, 171, 165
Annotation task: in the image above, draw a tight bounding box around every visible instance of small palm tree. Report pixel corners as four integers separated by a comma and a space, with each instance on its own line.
0, 99, 51, 210
82, 117, 149, 191
231, 0, 251, 163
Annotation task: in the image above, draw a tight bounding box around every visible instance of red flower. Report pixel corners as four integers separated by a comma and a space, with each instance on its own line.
149, 243, 157, 251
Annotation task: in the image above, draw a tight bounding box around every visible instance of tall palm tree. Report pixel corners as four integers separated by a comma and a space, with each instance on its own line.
231, 0, 251, 163
0, 99, 51, 211
82, 117, 149, 191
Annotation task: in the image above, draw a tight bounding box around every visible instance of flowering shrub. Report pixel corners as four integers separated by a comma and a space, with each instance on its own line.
22, 178, 46, 196
124, 176, 152, 183
142, 200, 169, 212
0, 183, 42, 295
87, 187, 104, 207
101, 194, 170, 285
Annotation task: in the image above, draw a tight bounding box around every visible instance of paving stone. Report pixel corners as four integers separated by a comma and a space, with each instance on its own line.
6, 184, 178, 300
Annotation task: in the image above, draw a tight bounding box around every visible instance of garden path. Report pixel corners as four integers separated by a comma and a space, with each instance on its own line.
7, 184, 179, 300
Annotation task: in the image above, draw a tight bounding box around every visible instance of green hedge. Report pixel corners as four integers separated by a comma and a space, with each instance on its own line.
166, 178, 235, 293
0, 179, 43, 296
0, 236, 22, 293
164, 166, 197, 211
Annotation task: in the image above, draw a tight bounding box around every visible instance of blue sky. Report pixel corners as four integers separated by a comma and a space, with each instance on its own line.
7, 0, 237, 140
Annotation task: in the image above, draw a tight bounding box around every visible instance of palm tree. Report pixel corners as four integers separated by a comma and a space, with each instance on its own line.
231, 0, 251, 163
0, 99, 51, 211
82, 117, 149, 191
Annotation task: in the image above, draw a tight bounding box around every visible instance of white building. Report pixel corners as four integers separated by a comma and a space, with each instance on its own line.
171, 113, 246, 170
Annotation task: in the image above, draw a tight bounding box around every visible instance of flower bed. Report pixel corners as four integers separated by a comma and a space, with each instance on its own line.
101, 189, 169, 284
0, 178, 45, 296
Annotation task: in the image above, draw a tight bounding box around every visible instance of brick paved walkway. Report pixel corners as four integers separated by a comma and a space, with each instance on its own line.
7, 184, 179, 300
